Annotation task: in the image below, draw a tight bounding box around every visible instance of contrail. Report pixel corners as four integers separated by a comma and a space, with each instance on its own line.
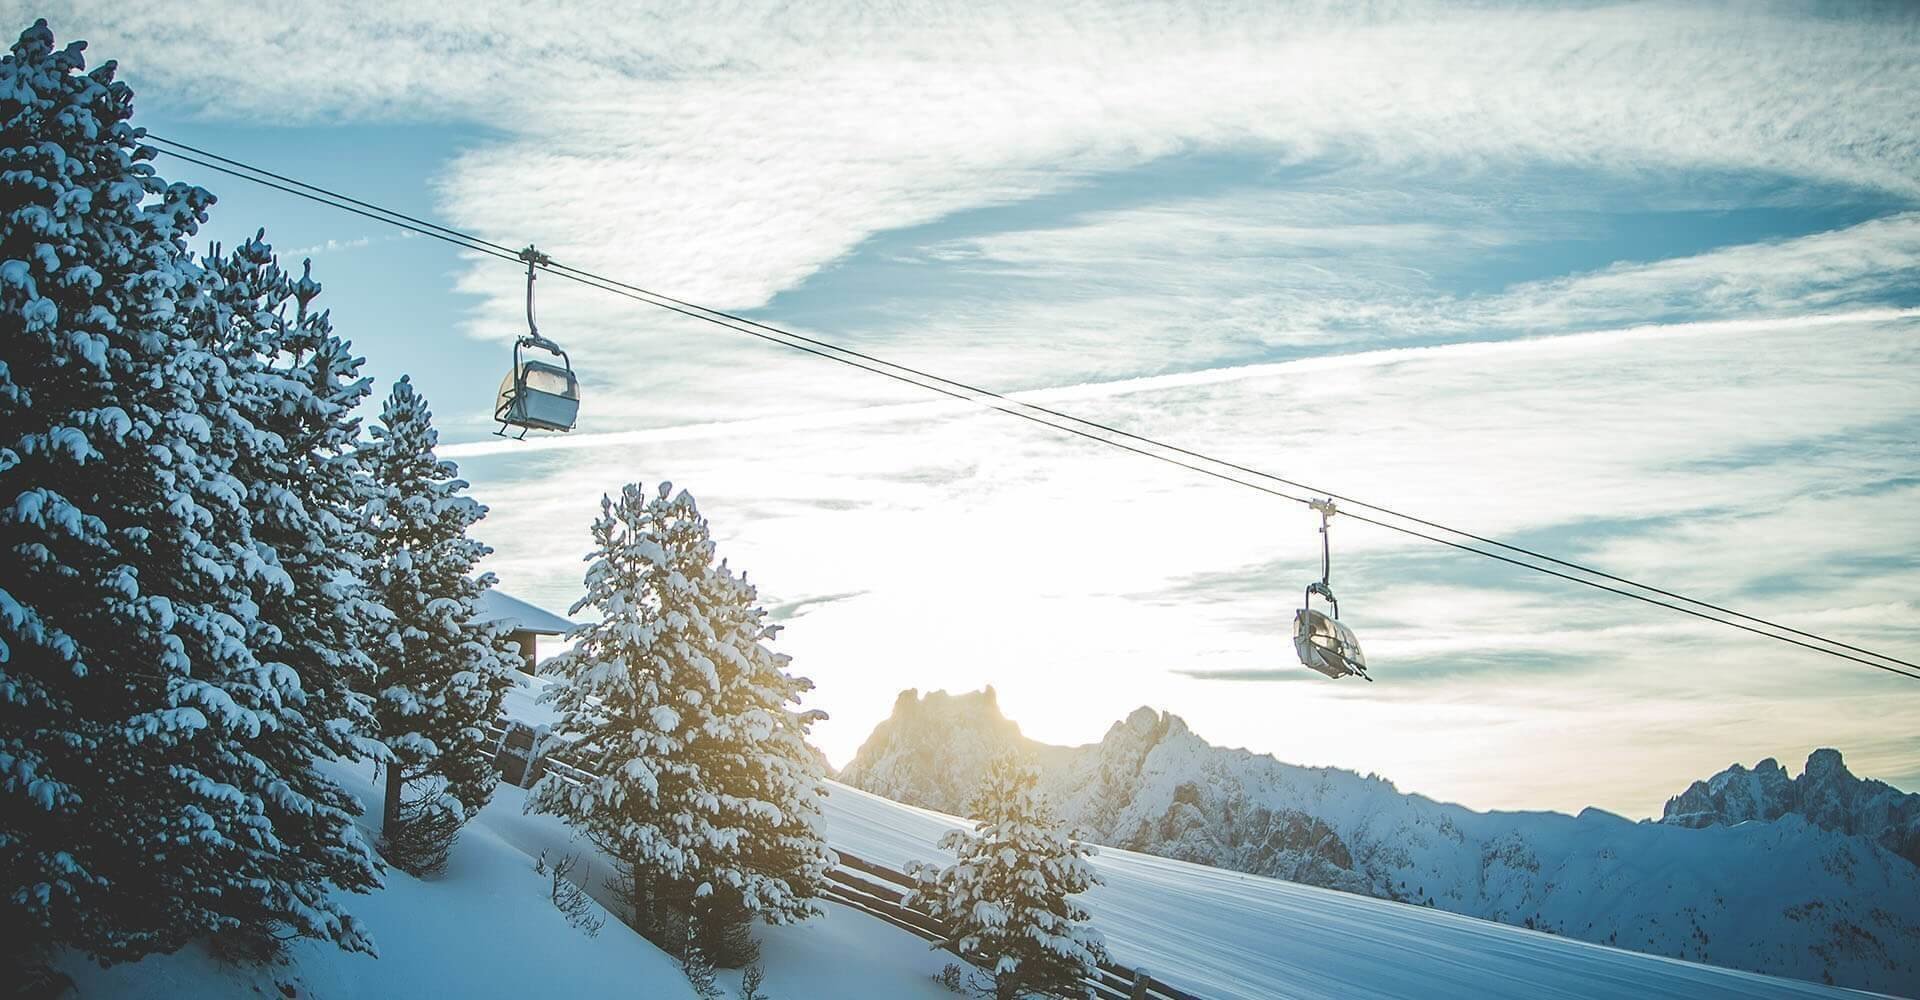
440, 307, 1917, 460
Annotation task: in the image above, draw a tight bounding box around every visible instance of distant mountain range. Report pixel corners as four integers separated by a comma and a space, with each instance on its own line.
837, 688, 1920, 994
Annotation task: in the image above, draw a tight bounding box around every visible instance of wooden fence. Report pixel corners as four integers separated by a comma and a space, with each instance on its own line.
821, 849, 1203, 1000
484, 719, 1206, 1000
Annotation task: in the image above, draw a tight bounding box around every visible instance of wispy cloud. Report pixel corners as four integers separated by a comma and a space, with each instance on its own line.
441, 306, 1920, 459
1450, 213, 1920, 333
911, 200, 1920, 364
280, 231, 418, 258
56, 2, 1920, 412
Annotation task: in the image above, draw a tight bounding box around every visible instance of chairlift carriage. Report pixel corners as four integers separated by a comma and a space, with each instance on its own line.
1294, 499, 1371, 681
495, 245, 581, 438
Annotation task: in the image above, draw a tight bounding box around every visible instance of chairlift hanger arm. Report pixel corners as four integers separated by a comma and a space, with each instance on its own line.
1313, 499, 1337, 590
520, 244, 553, 344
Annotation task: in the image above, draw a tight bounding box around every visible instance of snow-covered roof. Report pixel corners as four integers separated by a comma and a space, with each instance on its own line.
474, 589, 575, 636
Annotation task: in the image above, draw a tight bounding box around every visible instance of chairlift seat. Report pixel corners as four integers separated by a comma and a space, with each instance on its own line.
497, 358, 579, 433
1294, 607, 1369, 681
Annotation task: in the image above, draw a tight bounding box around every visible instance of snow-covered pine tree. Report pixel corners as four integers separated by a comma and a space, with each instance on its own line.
531, 482, 832, 962
908, 755, 1109, 1000
359, 376, 519, 873
0, 18, 379, 973
531, 482, 720, 941
184, 233, 392, 955
689, 558, 834, 962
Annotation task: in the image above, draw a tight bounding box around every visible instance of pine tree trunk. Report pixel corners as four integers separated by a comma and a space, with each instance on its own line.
383, 763, 404, 835
626, 856, 653, 939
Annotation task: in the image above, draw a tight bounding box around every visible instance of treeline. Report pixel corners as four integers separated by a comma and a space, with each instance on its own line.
1, 18, 839, 993
0, 17, 527, 986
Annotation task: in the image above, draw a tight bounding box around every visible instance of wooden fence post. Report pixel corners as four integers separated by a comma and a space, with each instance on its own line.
1130, 968, 1155, 1000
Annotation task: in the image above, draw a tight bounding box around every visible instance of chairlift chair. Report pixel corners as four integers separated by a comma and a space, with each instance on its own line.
495, 245, 581, 439
1293, 499, 1371, 681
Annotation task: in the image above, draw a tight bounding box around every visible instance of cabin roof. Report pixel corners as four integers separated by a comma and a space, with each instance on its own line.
474, 589, 576, 636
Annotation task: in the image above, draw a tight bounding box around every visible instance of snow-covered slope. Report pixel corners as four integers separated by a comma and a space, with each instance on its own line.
839, 689, 1920, 994
60, 759, 960, 1000
61, 717, 1913, 999
821, 781, 1876, 1000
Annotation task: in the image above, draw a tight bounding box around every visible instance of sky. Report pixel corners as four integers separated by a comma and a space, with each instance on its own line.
19, 0, 1919, 818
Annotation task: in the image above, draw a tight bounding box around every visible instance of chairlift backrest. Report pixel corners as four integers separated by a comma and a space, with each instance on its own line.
519, 361, 574, 397
496, 340, 579, 435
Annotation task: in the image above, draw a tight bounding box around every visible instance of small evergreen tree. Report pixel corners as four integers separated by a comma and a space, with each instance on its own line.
0, 18, 379, 974
531, 482, 719, 941
909, 756, 1108, 1000
677, 912, 724, 1000
359, 376, 519, 873
739, 962, 771, 1000
531, 482, 832, 962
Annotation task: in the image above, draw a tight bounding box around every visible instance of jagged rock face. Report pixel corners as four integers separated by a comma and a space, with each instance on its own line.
839, 689, 1920, 994
835, 687, 1038, 813
1660, 749, 1920, 866
1140, 794, 1360, 890
1076, 707, 1174, 837
1663, 758, 1795, 828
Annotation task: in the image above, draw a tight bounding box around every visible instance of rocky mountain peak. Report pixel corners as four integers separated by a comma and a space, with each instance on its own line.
1804, 747, 1850, 782
887, 685, 1007, 722
836, 687, 1035, 814
1120, 705, 1162, 735
1107, 706, 1189, 748
1660, 748, 1920, 866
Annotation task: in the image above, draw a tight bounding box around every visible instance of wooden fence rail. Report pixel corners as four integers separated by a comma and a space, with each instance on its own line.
485, 718, 1206, 1000
825, 849, 1202, 1000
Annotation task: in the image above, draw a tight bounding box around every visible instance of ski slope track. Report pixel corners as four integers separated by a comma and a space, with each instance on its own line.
839, 692, 1920, 991
820, 781, 1889, 1000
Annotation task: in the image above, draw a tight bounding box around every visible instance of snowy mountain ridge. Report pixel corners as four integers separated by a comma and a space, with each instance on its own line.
838, 688, 1920, 994
1661, 748, 1920, 866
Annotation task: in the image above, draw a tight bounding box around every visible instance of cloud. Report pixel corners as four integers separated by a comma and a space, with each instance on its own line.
394, 4, 1920, 432
911, 197, 1920, 367
443, 306, 1920, 460
280, 231, 419, 258
765, 590, 870, 623
1450, 213, 1920, 333
429, 191, 1919, 439
283, 235, 373, 256
1173, 668, 1316, 683
36, 1, 1920, 814
43, 2, 1920, 428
